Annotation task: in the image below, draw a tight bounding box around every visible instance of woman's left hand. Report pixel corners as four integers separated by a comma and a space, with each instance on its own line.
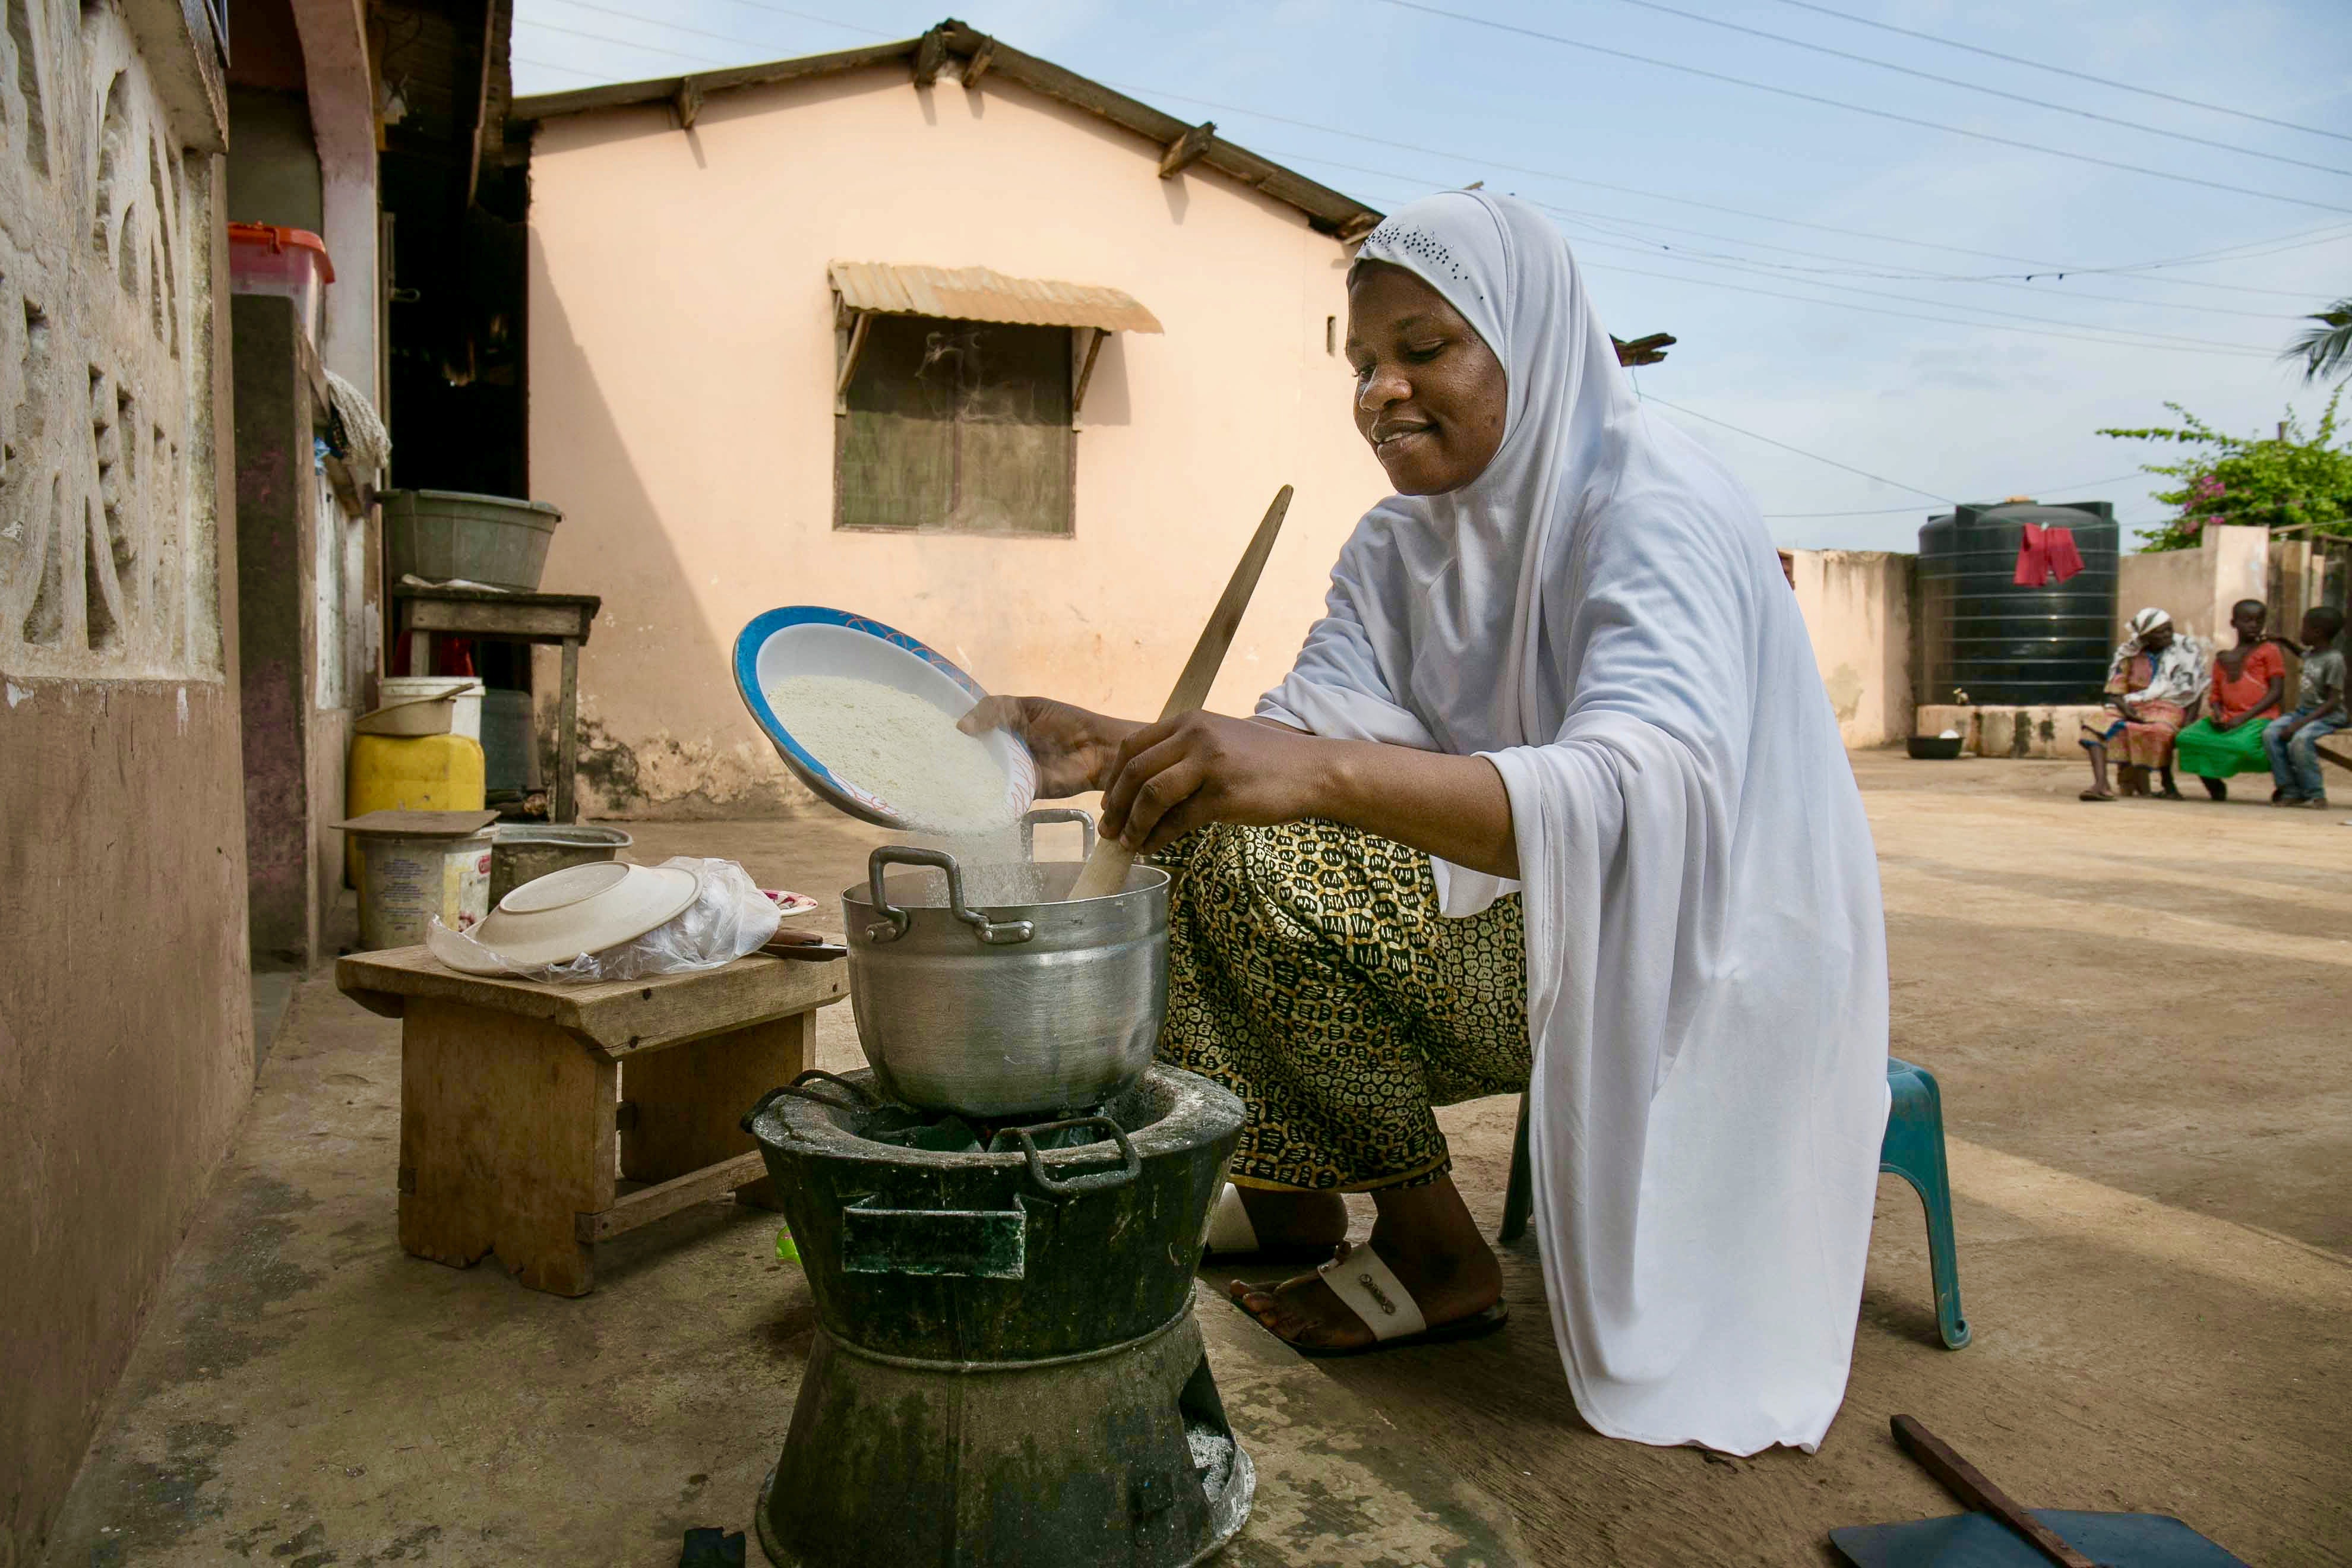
1099, 713, 1329, 856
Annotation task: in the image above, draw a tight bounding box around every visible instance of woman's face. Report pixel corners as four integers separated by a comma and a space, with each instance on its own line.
2143, 622, 2174, 651
1346, 261, 1507, 495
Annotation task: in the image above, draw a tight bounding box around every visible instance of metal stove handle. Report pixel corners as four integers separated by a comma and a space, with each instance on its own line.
1003, 1117, 1142, 1198
740, 1070, 878, 1131
865, 846, 1036, 947
1019, 807, 1097, 862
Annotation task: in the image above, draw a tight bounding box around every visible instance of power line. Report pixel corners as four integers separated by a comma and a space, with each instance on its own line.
1761, 0, 2352, 147
1763, 470, 2152, 518
1109, 80, 2351, 299
1597, 0, 2352, 180
1639, 394, 1954, 501
515, 53, 610, 80
1286, 154, 2287, 352
543, 0, 880, 55
1580, 256, 2275, 356
516, 17, 734, 68
1262, 144, 2319, 320
707, 0, 889, 38
1365, 0, 2352, 214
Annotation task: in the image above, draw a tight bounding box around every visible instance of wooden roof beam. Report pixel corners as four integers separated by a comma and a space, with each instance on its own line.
912, 25, 949, 87
1158, 121, 1215, 179
962, 34, 997, 86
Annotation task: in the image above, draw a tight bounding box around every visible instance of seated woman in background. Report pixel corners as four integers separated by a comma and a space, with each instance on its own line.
2174, 599, 2286, 801
2081, 607, 2206, 801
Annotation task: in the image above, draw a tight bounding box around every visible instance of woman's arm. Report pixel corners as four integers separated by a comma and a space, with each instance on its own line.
1098, 712, 1519, 877
965, 700, 1519, 877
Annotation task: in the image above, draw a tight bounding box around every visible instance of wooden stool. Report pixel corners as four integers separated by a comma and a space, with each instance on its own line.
337, 949, 847, 1296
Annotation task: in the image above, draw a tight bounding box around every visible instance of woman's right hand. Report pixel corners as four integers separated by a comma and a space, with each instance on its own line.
960, 697, 1143, 799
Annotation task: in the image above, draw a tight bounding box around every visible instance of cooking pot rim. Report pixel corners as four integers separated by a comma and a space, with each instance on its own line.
842, 861, 1169, 918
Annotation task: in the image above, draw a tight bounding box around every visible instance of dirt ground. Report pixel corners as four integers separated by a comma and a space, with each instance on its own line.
39, 753, 2352, 1566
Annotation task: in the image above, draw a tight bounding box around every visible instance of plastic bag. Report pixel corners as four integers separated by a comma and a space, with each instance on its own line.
427, 855, 781, 982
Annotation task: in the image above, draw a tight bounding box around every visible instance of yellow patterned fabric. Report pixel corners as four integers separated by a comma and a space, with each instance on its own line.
1153, 820, 1529, 1192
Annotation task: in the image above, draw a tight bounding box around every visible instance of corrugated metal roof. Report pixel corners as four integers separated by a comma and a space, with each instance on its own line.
829, 262, 1164, 334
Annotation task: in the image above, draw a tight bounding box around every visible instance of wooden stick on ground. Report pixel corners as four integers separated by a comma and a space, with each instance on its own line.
1066, 484, 1294, 901
1890, 1415, 2097, 1568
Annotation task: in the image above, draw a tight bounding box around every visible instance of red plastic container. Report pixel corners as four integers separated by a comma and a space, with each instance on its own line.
227, 222, 334, 343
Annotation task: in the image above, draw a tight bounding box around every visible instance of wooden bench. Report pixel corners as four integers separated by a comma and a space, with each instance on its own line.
337, 948, 847, 1296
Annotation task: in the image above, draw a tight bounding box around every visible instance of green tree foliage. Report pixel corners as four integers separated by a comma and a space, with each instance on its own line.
2282, 297, 2352, 384
2098, 388, 2352, 551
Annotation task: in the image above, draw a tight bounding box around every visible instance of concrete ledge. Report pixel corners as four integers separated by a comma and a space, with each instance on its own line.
1914, 704, 2110, 760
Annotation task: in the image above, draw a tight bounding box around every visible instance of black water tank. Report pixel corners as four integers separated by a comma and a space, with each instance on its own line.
1918, 501, 2119, 706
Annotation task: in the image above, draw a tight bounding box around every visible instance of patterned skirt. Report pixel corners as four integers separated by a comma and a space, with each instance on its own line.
1152, 820, 1531, 1193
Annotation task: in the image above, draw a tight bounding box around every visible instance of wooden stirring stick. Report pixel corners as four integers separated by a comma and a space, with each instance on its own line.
1065, 484, 1294, 901
1891, 1415, 2098, 1568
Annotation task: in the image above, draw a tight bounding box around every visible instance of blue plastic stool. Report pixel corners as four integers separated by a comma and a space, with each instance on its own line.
1497, 1056, 1970, 1350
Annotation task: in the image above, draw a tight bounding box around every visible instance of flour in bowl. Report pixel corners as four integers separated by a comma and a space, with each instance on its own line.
767, 676, 1017, 834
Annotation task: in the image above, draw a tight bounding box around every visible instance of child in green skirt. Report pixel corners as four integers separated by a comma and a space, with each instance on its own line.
2175, 599, 2287, 801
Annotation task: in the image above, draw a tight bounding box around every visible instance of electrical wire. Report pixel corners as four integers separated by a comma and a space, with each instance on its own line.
1594, 0, 2352, 179
707, 0, 890, 38
1637, 394, 1954, 501
515, 16, 733, 68
1260, 143, 2323, 320
542, 0, 877, 55
1364, 0, 2352, 214
1763, 469, 2152, 519
1760, 0, 2352, 147
515, 53, 611, 80
1106, 80, 2352, 299
1582, 256, 2275, 356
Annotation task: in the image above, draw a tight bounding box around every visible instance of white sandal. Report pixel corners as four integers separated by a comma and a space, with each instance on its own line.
1238, 1239, 1509, 1359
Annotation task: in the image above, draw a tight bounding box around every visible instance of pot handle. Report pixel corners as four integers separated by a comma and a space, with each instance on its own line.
865, 846, 1036, 947
1019, 807, 1096, 861
1002, 1117, 1142, 1198
739, 1070, 876, 1132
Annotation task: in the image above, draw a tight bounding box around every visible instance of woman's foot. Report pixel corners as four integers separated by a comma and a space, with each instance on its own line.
2079, 788, 2114, 802
1231, 1187, 1348, 1253
2200, 777, 2228, 801
1227, 1178, 1501, 1352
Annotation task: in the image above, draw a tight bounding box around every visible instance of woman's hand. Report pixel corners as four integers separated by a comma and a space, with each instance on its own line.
1099, 713, 1332, 855
959, 697, 1142, 799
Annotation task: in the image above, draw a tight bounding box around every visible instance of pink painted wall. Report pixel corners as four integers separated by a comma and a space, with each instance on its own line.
526, 64, 1391, 817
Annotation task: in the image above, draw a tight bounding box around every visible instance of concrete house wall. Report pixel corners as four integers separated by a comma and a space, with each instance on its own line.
525, 61, 1393, 817
1785, 548, 1913, 750
0, 1, 248, 1558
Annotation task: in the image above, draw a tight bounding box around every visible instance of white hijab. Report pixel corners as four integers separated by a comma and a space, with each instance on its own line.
1262, 192, 1889, 1455
2110, 606, 2207, 707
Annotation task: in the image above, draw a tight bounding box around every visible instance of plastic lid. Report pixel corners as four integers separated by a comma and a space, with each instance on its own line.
226, 222, 336, 283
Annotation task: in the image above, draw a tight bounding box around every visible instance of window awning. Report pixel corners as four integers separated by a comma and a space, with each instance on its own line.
828, 262, 1163, 335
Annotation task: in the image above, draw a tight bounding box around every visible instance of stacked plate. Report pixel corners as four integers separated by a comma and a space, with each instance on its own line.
428, 860, 702, 974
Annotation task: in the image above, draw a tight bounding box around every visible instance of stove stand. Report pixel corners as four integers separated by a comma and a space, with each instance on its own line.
741, 1066, 1251, 1568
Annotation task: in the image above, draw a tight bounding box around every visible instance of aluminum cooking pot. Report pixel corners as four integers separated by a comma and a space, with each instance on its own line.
842, 833, 1169, 1118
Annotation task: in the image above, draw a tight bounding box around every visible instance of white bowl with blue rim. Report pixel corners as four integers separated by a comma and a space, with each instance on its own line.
733, 606, 1036, 830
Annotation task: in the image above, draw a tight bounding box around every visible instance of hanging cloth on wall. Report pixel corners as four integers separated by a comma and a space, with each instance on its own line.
2013, 523, 2085, 587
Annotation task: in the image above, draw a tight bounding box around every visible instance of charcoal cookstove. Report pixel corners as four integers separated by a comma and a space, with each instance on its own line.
740, 1063, 1253, 1567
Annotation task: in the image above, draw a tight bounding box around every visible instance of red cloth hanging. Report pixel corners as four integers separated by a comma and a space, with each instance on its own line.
2013, 524, 2084, 587
2043, 526, 2083, 583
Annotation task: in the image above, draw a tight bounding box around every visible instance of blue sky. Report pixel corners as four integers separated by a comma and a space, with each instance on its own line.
511, 0, 2352, 552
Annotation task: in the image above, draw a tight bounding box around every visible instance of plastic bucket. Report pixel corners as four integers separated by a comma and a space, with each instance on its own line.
380, 677, 483, 741
353, 827, 494, 950
382, 490, 562, 592
227, 223, 333, 345
489, 824, 634, 907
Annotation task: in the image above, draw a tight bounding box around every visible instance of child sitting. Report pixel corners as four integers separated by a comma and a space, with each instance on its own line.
2266, 606, 2347, 809
2174, 599, 2287, 802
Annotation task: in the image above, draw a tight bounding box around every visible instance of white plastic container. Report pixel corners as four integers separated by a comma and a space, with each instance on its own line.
378, 676, 483, 742
227, 222, 335, 345
350, 824, 494, 950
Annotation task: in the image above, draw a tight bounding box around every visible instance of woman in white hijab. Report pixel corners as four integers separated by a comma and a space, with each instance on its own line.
965, 191, 1889, 1456
2079, 606, 2207, 801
